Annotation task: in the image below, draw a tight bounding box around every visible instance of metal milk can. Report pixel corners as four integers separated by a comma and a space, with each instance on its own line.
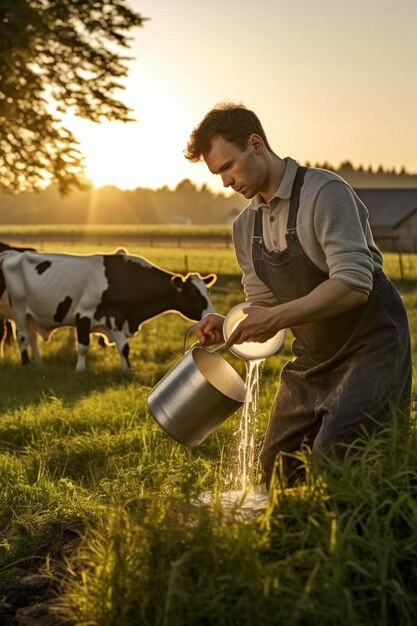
147, 303, 285, 447
147, 342, 246, 447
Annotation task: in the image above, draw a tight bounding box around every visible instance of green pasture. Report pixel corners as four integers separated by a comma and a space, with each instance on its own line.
0, 246, 416, 625
0, 224, 232, 238
0, 224, 234, 250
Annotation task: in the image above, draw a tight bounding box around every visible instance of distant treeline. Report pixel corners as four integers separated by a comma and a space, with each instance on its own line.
0, 179, 247, 225
1, 161, 416, 225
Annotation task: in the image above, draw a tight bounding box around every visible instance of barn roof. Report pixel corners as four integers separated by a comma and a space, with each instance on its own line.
355, 188, 417, 228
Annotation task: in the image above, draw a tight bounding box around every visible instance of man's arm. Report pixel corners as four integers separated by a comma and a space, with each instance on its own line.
225, 278, 368, 346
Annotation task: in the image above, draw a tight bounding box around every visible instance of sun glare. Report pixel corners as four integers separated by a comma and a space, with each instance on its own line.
63, 69, 232, 195
83, 132, 138, 189
77, 119, 174, 190
64, 77, 211, 192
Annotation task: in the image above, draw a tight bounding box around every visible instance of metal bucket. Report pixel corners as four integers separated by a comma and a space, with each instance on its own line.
147, 344, 245, 447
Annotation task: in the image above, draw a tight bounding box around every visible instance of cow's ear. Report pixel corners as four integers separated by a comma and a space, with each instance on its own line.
202, 273, 217, 287
171, 275, 184, 292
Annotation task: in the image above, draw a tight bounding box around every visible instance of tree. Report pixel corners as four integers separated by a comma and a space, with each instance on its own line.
339, 160, 354, 173
175, 178, 197, 193
0, 0, 145, 194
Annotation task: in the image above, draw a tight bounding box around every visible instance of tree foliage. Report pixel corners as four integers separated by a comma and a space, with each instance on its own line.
0, 0, 145, 194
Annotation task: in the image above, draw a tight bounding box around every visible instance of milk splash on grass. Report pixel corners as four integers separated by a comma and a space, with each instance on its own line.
196, 357, 268, 516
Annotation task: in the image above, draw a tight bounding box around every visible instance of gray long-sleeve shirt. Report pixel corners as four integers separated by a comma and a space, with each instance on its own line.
232, 157, 383, 306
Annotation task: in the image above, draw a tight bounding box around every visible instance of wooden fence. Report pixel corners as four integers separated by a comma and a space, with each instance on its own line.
0, 226, 233, 249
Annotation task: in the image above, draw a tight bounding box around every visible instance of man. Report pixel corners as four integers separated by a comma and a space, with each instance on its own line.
185, 102, 412, 485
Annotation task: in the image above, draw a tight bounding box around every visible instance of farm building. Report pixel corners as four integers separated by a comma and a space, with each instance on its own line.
355, 189, 417, 252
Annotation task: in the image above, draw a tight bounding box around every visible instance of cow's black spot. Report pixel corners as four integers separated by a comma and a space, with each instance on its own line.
94, 255, 177, 330
54, 296, 72, 322
122, 343, 130, 368
75, 313, 91, 346
35, 261, 51, 275
22, 349, 30, 365
93, 254, 210, 336
95, 255, 162, 322
127, 313, 140, 335
0, 242, 36, 252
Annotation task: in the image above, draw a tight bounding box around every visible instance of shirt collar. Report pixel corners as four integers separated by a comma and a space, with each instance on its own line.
249, 157, 299, 210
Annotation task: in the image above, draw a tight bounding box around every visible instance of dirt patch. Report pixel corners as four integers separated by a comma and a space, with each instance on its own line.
0, 569, 67, 626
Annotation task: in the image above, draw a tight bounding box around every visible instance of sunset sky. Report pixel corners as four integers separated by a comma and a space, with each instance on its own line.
66, 0, 417, 193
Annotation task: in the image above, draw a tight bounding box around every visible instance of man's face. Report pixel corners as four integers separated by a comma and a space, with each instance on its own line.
204, 135, 267, 199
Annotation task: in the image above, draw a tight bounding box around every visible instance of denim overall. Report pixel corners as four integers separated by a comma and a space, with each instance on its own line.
252, 167, 412, 482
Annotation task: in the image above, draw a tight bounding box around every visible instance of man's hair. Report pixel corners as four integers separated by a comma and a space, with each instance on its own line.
185, 102, 272, 162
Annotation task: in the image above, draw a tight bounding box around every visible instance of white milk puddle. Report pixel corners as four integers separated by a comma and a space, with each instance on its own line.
195, 358, 269, 516
196, 483, 269, 520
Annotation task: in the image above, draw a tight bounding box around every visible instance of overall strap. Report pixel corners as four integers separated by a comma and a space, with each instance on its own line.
253, 207, 263, 244
286, 166, 308, 234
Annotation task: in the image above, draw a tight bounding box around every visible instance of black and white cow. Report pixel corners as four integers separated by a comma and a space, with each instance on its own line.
0, 249, 216, 370
0, 242, 39, 359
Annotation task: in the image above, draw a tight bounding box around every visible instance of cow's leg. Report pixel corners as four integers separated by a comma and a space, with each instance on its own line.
1, 320, 17, 359
111, 329, 131, 370
27, 316, 42, 365
12, 311, 31, 365
29, 333, 42, 365
5, 320, 14, 344
75, 314, 91, 371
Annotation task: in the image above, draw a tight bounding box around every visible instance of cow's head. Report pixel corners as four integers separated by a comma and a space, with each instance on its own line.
171, 272, 217, 320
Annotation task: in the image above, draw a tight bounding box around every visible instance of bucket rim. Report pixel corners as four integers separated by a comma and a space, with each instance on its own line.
189, 344, 246, 403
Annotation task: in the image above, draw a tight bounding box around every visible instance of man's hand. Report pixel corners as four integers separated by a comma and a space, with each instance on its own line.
225, 306, 281, 348
194, 313, 225, 346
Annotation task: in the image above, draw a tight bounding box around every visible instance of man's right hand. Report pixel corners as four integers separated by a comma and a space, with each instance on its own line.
195, 313, 225, 346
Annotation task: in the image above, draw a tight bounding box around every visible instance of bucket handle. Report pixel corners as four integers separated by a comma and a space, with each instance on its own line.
183, 323, 198, 354
183, 324, 227, 355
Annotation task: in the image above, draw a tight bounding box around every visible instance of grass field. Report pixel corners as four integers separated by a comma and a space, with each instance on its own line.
0, 224, 235, 250
0, 245, 415, 625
